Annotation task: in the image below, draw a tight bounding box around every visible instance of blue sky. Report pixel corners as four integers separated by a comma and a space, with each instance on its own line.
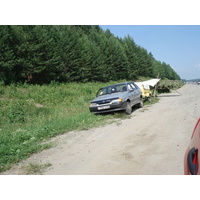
101, 25, 200, 80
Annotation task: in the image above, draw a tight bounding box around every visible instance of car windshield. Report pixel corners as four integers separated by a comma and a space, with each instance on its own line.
96, 83, 127, 96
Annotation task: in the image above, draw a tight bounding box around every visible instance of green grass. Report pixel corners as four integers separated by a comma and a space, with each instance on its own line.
0, 80, 161, 173
22, 162, 52, 175
143, 96, 160, 106
0, 81, 125, 172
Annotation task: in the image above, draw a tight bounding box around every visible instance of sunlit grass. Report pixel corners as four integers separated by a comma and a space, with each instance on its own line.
0, 81, 123, 172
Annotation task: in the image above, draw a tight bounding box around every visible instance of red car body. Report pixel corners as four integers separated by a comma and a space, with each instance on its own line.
184, 118, 200, 175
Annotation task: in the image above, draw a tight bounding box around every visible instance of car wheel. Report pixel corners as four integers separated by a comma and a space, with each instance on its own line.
138, 99, 143, 108
125, 101, 132, 115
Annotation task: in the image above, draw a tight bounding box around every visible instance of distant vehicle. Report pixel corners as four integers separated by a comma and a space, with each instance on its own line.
135, 79, 160, 102
184, 118, 200, 175
135, 82, 152, 102
89, 82, 143, 115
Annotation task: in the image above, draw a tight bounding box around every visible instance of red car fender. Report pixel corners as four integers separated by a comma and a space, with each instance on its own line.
184, 118, 200, 175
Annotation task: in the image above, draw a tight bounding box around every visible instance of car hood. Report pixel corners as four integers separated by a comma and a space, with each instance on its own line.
91, 92, 126, 102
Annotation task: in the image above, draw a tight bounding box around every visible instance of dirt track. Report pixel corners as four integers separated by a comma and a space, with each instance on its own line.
2, 84, 200, 175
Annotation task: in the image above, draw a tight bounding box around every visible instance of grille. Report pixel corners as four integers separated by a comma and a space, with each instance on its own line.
93, 98, 118, 105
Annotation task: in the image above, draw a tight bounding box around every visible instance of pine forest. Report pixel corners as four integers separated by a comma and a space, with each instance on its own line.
0, 25, 181, 85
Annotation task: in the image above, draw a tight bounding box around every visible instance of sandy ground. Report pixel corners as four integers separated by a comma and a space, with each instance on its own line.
2, 84, 200, 175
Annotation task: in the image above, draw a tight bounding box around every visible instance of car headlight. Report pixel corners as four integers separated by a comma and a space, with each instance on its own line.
110, 98, 123, 104
90, 103, 98, 107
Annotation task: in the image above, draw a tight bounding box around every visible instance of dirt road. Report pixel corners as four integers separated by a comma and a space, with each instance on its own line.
2, 84, 200, 175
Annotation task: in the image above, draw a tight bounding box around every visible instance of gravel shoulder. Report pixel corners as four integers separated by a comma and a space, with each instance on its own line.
2, 84, 200, 175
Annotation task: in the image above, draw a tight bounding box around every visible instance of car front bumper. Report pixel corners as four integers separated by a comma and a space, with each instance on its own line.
89, 101, 127, 114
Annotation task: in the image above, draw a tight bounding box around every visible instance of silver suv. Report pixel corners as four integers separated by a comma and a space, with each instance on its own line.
89, 82, 143, 114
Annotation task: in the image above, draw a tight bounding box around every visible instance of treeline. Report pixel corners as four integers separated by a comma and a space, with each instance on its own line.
0, 25, 180, 85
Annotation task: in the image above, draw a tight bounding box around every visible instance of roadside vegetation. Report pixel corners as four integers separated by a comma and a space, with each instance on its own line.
22, 162, 52, 175
157, 80, 184, 92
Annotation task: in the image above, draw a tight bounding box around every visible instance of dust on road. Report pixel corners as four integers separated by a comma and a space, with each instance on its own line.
2, 84, 200, 175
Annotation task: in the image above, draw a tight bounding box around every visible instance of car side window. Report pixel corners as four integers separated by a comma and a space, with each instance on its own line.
128, 84, 134, 91
130, 83, 136, 89
132, 83, 139, 89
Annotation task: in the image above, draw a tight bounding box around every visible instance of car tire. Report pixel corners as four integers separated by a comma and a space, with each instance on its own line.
125, 101, 132, 115
138, 99, 143, 108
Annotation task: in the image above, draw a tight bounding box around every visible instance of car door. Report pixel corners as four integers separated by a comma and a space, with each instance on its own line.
127, 83, 137, 106
184, 118, 200, 175
129, 82, 140, 104
133, 82, 141, 103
